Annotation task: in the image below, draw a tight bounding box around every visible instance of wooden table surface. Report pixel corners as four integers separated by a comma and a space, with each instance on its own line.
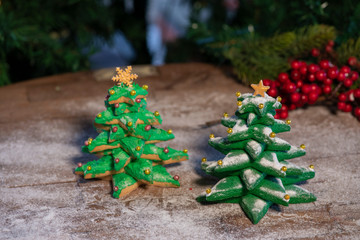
1, 63, 359, 239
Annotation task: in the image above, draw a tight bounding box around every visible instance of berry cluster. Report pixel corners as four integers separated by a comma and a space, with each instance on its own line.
263, 53, 360, 120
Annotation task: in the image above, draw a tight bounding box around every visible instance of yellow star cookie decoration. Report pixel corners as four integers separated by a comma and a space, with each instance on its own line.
251, 80, 270, 97
112, 66, 138, 87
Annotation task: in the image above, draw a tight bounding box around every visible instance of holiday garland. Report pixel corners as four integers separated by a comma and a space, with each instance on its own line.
76, 66, 188, 198
197, 81, 316, 224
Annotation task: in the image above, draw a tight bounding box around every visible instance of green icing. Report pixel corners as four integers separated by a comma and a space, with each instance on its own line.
112, 148, 130, 171
87, 131, 120, 153
81, 145, 90, 154
285, 185, 317, 204
95, 107, 117, 126
133, 124, 174, 142
275, 146, 306, 161
83, 155, 114, 178
245, 140, 265, 160
109, 124, 127, 141
197, 194, 242, 204
209, 137, 248, 155
239, 168, 266, 191
112, 173, 138, 198
120, 136, 145, 159
206, 176, 244, 201
142, 145, 188, 161
240, 194, 272, 224
214, 150, 251, 173
108, 83, 148, 105
236, 93, 281, 116
271, 119, 291, 133
251, 177, 289, 206
113, 100, 147, 115
237, 112, 275, 126
94, 108, 162, 128
281, 168, 315, 185
125, 158, 153, 183
221, 115, 238, 128
281, 161, 308, 176
152, 165, 180, 186
252, 152, 286, 178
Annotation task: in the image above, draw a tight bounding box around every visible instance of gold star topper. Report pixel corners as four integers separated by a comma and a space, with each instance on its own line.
251, 80, 270, 97
112, 66, 138, 87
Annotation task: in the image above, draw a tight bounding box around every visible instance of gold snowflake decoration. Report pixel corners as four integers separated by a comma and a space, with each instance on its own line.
112, 66, 138, 87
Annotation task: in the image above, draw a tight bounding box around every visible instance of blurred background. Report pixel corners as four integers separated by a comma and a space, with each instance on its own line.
1, 0, 360, 86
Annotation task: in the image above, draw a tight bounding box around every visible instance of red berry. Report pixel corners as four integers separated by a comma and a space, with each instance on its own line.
135, 98, 141, 103
112, 126, 118, 133
267, 88, 278, 97
278, 72, 289, 82
173, 175, 180, 181
344, 104, 353, 112
337, 102, 346, 110
285, 82, 296, 93
115, 158, 120, 163
299, 61, 307, 67
77, 163, 83, 167
301, 85, 311, 94
281, 105, 288, 112
262, 79, 272, 86
323, 85, 332, 94
343, 78, 353, 88
84, 140, 89, 146
308, 91, 318, 104
114, 186, 119, 192
308, 73, 316, 82
315, 70, 326, 81
301, 94, 308, 104
340, 66, 351, 74
114, 103, 119, 108
327, 67, 338, 79
308, 64, 319, 73
290, 92, 301, 103
338, 93, 347, 102
163, 147, 169, 153
348, 56, 357, 66
289, 104, 297, 110
325, 45, 332, 52
291, 70, 301, 80
299, 66, 308, 75
319, 60, 330, 69
337, 72, 346, 81
350, 71, 359, 81
291, 60, 301, 69
347, 90, 355, 101
274, 113, 280, 119
311, 48, 320, 57
144, 125, 151, 131
354, 107, 360, 117
311, 84, 321, 95
354, 89, 360, 98
328, 40, 335, 47
323, 78, 333, 85
296, 80, 303, 88
279, 111, 288, 119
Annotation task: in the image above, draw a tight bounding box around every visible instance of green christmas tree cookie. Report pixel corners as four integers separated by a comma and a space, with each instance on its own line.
197, 80, 316, 224
76, 66, 188, 198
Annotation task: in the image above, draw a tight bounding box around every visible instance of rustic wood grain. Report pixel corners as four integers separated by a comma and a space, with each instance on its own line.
0, 63, 359, 239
